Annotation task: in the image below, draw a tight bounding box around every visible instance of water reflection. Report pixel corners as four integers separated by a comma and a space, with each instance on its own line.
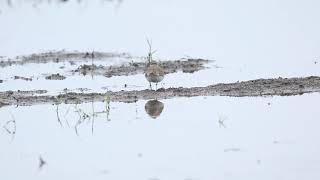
50, 98, 163, 136
2, 114, 16, 141
73, 98, 111, 136
144, 99, 164, 119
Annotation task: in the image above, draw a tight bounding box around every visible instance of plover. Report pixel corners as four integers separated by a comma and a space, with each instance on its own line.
145, 39, 164, 90
145, 63, 164, 90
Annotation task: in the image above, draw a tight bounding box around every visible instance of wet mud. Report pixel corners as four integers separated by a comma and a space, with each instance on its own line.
0, 50, 130, 67
73, 58, 211, 77
45, 73, 66, 80
0, 76, 319, 107
0, 51, 211, 79
14, 76, 32, 81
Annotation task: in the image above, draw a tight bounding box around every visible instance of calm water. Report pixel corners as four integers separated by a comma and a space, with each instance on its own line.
1, 94, 320, 180
1, 0, 320, 179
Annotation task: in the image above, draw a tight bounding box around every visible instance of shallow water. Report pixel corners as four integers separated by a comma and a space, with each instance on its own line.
1, 0, 320, 179
1, 94, 320, 180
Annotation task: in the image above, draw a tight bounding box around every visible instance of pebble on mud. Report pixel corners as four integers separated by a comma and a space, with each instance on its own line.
45, 73, 66, 80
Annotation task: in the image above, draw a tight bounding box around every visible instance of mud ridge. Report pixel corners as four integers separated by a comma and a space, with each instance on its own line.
0, 50, 131, 67
73, 58, 211, 77
0, 76, 319, 107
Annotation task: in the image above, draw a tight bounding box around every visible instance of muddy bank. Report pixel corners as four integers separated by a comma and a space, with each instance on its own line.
0, 76, 319, 107
0, 50, 130, 67
73, 58, 211, 77
0, 51, 212, 78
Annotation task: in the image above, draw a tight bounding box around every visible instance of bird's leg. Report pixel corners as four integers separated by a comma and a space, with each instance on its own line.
149, 82, 152, 90
156, 83, 158, 91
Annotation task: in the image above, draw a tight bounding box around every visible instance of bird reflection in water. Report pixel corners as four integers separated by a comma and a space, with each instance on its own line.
144, 99, 164, 119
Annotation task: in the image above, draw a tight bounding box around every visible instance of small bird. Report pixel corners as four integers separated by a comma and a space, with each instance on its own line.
145, 63, 164, 90
144, 39, 164, 90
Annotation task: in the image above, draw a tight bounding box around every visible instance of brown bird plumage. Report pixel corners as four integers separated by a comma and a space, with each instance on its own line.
145, 63, 164, 90
144, 39, 164, 90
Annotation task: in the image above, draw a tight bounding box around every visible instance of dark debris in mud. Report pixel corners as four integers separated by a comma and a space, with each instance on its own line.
73, 58, 211, 78
45, 73, 66, 80
14, 76, 32, 81
0, 76, 319, 107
